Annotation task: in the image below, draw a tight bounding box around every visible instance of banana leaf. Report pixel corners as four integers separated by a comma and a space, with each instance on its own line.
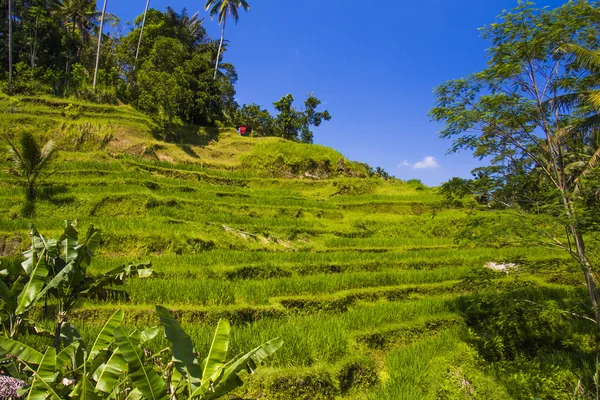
0, 338, 43, 365
114, 327, 167, 400
0, 280, 16, 314
201, 319, 230, 385
156, 306, 202, 393
16, 249, 48, 315
88, 310, 124, 360
24, 347, 61, 400
196, 337, 283, 399
94, 351, 127, 393
59, 221, 79, 265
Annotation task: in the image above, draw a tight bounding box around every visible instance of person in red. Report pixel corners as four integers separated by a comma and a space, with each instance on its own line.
238, 125, 248, 136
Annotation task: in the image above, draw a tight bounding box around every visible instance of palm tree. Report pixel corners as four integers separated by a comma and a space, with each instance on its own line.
135, 0, 151, 61
57, 0, 97, 74
7, 0, 12, 83
205, 0, 249, 79
93, 0, 108, 89
5, 132, 56, 200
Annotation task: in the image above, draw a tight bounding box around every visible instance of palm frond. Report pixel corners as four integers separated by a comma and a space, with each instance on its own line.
35, 140, 57, 175
548, 92, 588, 113
19, 132, 41, 175
561, 43, 600, 75
573, 114, 600, 145
5, 138, 25, 176
587, 90, 600, 110
577, 146, 600, 182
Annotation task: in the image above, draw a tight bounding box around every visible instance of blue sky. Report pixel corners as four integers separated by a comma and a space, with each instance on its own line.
108, 0, 567, 186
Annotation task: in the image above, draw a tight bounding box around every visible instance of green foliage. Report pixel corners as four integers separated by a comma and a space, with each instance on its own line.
429, 0, 600, 327
235, 103, 275, 137
4, 131, 56, 201
272, 94, 331, 143
0, 307, 282, 399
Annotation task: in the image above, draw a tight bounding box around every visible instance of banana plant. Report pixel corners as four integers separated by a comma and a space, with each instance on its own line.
0, 307, 283, 399
155, 306, 283, 399
0, 309, 159, 399
30, 221, 153, 352
0, 226, 54, 340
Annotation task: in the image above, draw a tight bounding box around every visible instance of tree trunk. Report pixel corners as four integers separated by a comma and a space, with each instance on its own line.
561, 193, 600, 329
31, 15, 38, 69
53, 313, 65, 353
570, 221, 600, 329
93, 0, 108, 90
135, 0, 151, 61
213, 15, 227, 80
8, 0, 12, 83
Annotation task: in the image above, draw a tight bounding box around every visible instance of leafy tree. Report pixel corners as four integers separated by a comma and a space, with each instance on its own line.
236, 103, 275, 136
273, 94, 303, 141
5, 131, 56, 200
301, 94, 331, 144
430, 2, 600, 326
137, 37, 190, 138
273, 94, 331, 143
205, 0, 250, 79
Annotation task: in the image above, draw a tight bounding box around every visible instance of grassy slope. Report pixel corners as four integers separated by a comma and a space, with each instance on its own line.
0, 95, 588, 399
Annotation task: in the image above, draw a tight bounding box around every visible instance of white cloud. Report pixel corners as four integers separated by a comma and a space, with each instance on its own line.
412, 156, 439, 169
399, 160, 410, 167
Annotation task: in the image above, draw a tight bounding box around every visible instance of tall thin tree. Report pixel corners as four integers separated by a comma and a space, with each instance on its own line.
205, 0, 249, 79
7, 0, 12, 83
135, 0, 151, 61
93, 0, 108, 90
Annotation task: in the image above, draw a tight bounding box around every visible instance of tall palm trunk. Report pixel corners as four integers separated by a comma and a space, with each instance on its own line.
93, 0, 108, 90
30, 15, 39, 69
135, 0, 151, 61
8, 0, 12, 83
213, 14, 227, 79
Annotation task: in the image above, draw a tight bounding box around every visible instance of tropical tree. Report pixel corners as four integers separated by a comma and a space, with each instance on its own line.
7, 0, 12, 82
5, 132, 56, 200
273, 94, 331, 143
92, 0, 108, 89
204, 0, 249, 79
135, 0, 151, 61
429, 2, 600, 327
57, 0, 98, 75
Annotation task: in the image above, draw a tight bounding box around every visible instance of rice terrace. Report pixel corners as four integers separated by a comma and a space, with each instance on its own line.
2, 0, 600, 399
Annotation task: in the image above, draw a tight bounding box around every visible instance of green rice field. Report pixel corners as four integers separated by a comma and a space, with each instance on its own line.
0, 95, 596, 399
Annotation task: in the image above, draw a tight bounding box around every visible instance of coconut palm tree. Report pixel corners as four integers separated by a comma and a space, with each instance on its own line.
5, 133, 56, 200
57, 0, 97, 74
135, 0, 151, 61
92, 0, 107, 89
7, 0, 12, 83
205, 0, 249, 79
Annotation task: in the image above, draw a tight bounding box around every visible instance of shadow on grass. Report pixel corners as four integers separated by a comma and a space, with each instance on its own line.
150, 124, 221, 147
457, 270, 599, 398
21, 198, 36, 218
177, 144, 199, 158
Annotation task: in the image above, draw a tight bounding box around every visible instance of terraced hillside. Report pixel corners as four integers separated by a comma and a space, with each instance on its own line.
0, 95, 594, 399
